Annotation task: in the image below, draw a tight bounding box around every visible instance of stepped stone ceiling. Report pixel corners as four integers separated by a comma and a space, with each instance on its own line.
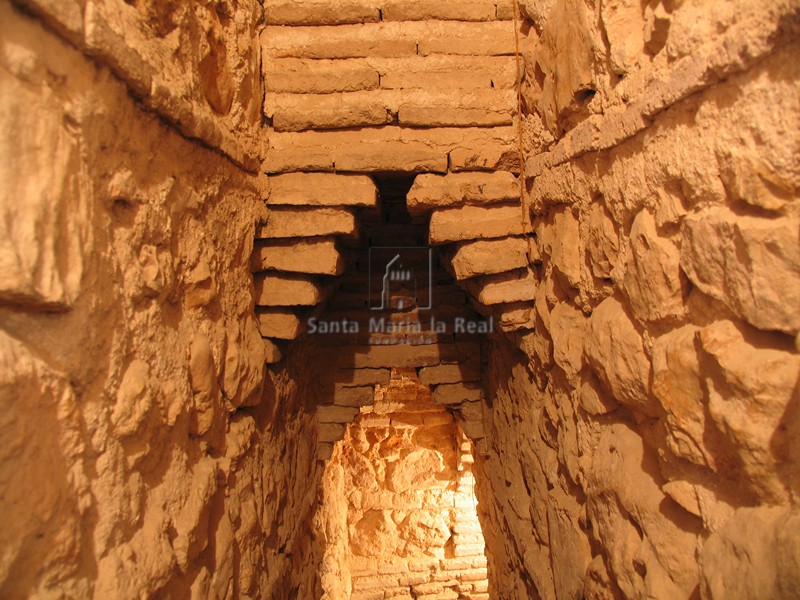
0, 0, 799, 599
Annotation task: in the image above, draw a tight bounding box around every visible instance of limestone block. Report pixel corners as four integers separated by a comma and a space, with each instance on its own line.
408, 172, 520, 214
417, 21, 515, 56
268, 89, 514, 130
388, 449, 445, 493
256, 309, 304, 339
264, 23, 417, 59
538, 208, 581, 289
264, 127, 514, 173
0, 67, 89, 310
651, 325, 712, 468
318, 442, 335, 460
583, 297, 653, 416
450, 237, 528, 279
377, 56, 516, 91
12, 0, 83, 42
263, 339, 282, 364
333, 385, 375, 407
549, 302, 586, 380
317, 405, 359, 424
681, 207, 800, 334
265, 0, 380, 25
468, 268, 538, 305
623, 210, 685, 321
253, 238, 343, 275
336, 368, 391, 386
586, 203, 619, 279
429, 206, 531, 245
342, 343, 477, 369
381, 0, 496, 21
433, 383, 483, 405
449, 141, 520, 173
257, 207, 356, 238
264, 58, 379, 93
586, 423, 701, 599
319, 422, 347, 443
398, 90, 515, 127
267, 173, 377, 207
418, 360, 481, 385
265, 22, 515, 60
268, 91, 392, 131
600, 0, 646, 74
700, 507, 800, 600
254, 273, 323, 306
699, 320, 800, 502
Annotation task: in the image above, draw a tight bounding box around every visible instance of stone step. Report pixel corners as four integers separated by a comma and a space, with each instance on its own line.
266, 89, 515, 131
256, 207, 357, 238
407, 171, 519, 214
429, 204, 531, 244
252, 238, 344, 275
263, 126, 517, 173
267, 172, 377, 207
264, 55, 516, 94
263, 22, 516, 60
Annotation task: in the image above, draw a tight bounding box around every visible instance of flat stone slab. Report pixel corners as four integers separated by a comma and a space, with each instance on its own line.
257, 309, 304, 339
408, 171, 519, 214
267, 172, 377, 206
257, 207, 356, 238
253, 238, 343, 275
468, 268, 538, 305
429, 205, 530, 244
432, 383, 483, 405
419, 359, 481, 385
451, 236, 529, 279
254, 273, 324, 306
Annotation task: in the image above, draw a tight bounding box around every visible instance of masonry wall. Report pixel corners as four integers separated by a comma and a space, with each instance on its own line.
474, 0, 800, 598
0, 2, 326, 597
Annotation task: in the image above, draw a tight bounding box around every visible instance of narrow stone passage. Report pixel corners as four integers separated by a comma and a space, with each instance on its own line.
1, 1, 798, 599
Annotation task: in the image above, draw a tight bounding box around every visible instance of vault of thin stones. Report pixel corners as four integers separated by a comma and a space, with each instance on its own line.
0, 0, 799, 599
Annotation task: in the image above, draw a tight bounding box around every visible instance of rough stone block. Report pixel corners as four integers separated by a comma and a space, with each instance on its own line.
381, 0, 496, 21
264, 57, 379, 93
264, 127, 514, 173
318, 422, 346, 443
253, 238, 343, 275
268, 91, 392, 131
317, 405, 359, 424
432, 383, 482, 405
418, 360, 481, 385
417, 21, 515, 56
449, 141, 520, 173
341, 343, 476, 369
468, 268, 538, 305
267, 172, 377, 207
377, 56, 516, 90
429, 205, 530, 244
450, 236, 528, 279
257, 309, 304, 339
333, 385, 375, 407
263, 339, 282, 364
408, 171, 520, 213
257, 207, 356, 238
336, 368, 391, 386
681, 208, 800, 334
254, 273, 323, 306
265, 0, 380, 25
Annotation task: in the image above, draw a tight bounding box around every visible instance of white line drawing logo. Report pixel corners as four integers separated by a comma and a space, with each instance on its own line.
368, 247, 433, 311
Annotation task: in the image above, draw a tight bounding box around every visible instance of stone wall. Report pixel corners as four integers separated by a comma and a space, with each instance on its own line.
473, 0, 800, 598
0, 2, 326, 598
